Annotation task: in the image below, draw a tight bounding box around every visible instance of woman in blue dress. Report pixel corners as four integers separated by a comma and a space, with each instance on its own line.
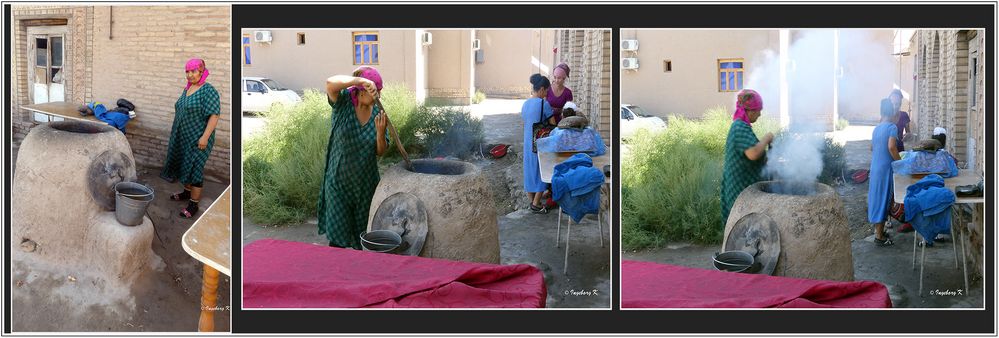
522, 74, 555, 213
868, 98, 902, 246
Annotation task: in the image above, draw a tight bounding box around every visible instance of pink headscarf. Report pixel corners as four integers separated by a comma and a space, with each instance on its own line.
185, 58, 209, 90
554, 63, 571, 78
350, 66, 384, 107
733, 89, 763, 126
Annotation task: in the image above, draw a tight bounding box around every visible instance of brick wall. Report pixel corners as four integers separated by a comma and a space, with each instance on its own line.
11, 6, 87, 139
476, 86, 532, 99
10, 5, 231, 182
557, 30, 611, 145
426, 87, 471, 105
914, 29, 985, 279
91, 6, 232, 181
914, 30, 970, 165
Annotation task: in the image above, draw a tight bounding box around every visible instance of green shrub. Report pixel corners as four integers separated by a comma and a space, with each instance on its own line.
621, 108, 780, 249
378, 83, 420, 159
820, 138, 847, 185
243, 85, 485, 225
408, 105, 484, 159
835, 117, 850, 131
472, 90, 487, 104
243, 89, 332, 225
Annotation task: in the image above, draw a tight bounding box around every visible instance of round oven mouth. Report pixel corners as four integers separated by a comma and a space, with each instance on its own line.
758, 181, 829, 196
48, 121, 116, 134
405, 159, 472, 176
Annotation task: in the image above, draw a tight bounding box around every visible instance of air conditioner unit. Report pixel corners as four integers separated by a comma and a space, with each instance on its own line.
621, 39, 639, 51
622, 58, 639, 70
472, 39, 481, 50
254, 30, 272, 43
421, 32, 433, 46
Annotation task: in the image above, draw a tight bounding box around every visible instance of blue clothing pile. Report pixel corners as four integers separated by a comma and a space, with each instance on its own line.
552, 153, 605, 223
904, 174, 955, 245
893, 150, 959, 178
88, 102, 131, 134
536, 127, 607, 156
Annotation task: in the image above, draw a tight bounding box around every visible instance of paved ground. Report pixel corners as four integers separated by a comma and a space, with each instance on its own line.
623, 124, 983, 308
241, 98, 611, 308
11, 146, 231, 331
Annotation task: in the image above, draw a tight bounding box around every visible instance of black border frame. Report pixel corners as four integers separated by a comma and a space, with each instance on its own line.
230, 3, 994, 334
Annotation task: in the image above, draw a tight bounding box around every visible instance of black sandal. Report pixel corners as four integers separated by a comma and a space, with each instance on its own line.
874, 234, 894, 247
529, 204, 548, 214
179, 200, 199, 218
171, 189, 192, 201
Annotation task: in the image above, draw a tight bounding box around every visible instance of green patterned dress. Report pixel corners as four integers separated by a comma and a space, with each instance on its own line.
720, 120, 765, 224
317, 89, 390, 249
160, 83, 220, 185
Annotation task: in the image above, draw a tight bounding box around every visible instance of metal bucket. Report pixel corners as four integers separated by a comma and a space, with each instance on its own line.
114, 181, 154, 226
712, 250, 755, 273
360, 230, 402, 253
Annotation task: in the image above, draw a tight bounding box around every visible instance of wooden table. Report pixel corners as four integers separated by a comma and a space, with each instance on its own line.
892, 170, 983, 295
181, 186, 231, 332
538, 151, 610, 184
892, 170, 983, 204
21, 102, 102, 123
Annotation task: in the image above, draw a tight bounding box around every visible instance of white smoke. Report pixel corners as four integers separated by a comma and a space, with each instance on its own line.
750, 30, 897, 194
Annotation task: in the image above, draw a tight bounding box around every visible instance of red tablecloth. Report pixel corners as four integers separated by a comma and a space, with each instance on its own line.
622, 260, 891, 308
243, 239, 547, 308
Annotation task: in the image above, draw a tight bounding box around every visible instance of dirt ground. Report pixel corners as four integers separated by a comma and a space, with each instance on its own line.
11, 146, 231, 332
241, 99, 611, 308
623, 124, 983, 308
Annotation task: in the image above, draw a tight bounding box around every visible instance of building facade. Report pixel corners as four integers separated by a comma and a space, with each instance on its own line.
621, 29, 899, 131
910, 30, 985, 277
241, 28, 612, 143
11, 5, 232, 181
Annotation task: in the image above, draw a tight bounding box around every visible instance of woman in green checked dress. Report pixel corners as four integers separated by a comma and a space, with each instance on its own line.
161, 58, 221, 218
317, 66, 389, 249
720, 89, 774, 224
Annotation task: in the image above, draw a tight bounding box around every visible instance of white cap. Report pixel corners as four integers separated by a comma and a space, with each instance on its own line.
562, 101, 578, 111
933, 127, 946, 136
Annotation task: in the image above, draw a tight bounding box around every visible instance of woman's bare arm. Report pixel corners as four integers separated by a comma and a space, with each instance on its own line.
326, 75, 362, 103
197, 114, 220, 150
888, 137, 901, 161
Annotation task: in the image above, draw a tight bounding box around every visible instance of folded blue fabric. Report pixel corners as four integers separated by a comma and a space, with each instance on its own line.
536, 127, 606, 156
552, 153, 605, 223
90, 102, 130, 133
903, 174, 955, 245
893, 150, 959, 178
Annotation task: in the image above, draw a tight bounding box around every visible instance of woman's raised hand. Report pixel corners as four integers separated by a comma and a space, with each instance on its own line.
359, 78, 378, 98
763, 132, 775, 145
374, 112, 388, 135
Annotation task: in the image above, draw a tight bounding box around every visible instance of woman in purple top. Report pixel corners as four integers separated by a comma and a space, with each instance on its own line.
546, 63, 574, 124
889, 89, 910, 151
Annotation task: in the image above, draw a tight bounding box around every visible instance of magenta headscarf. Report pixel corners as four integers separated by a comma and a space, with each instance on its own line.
733, 89, 763, 126
554, 63, 571, 78
350, 66, 384, 107
185, 58, 209, 90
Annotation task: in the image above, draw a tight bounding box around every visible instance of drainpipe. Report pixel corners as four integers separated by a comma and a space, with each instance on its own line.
779, 29, 789, 128
832, 29, 839, 130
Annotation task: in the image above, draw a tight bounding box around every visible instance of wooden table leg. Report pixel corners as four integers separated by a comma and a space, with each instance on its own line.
199, 264, 220, 332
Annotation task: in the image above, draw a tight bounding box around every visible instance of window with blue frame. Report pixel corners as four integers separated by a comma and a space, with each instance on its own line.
718, 59, 744, 92
242, 35, 251, 66
352, 32, 379, 65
